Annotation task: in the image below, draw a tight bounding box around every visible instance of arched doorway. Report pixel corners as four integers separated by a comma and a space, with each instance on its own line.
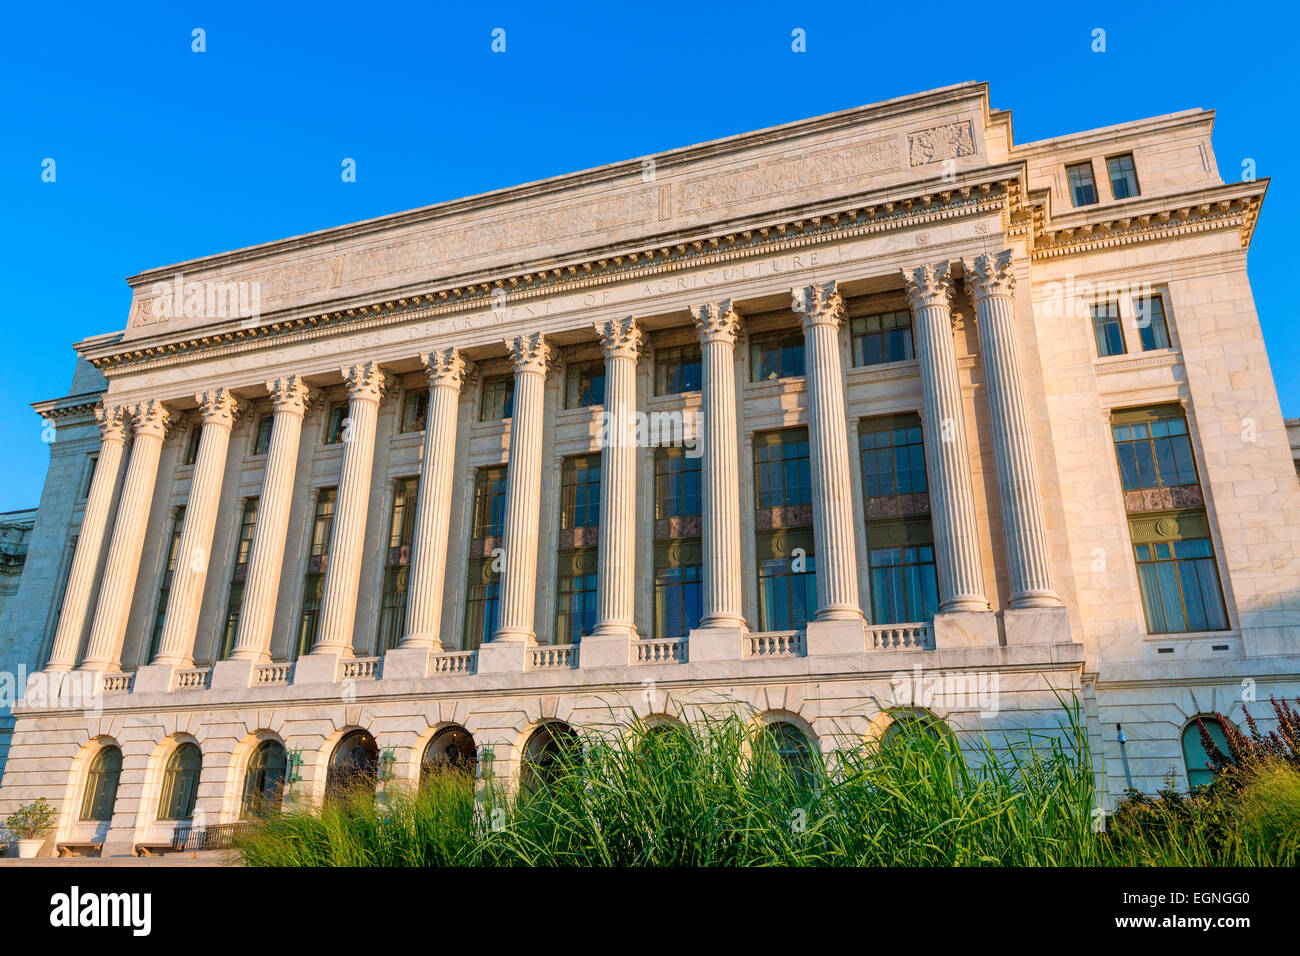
241, 739, 288, 818
521, 722, 580, 794
325, 730, 380, 801
421, 726, 477, 783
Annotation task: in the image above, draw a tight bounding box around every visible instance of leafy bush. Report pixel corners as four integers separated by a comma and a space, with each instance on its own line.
5, 798, 57, 840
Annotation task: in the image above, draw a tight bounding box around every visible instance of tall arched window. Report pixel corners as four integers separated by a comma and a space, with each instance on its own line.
1182, 717, 1231, 788
241, 740, 288, 818
880, 708, 951, 750
421, 726, 476, 784
158, 743, 202, 820
325, 730, 379, 801
79, 745, 122, 822
521, 722, 579, 795
754, 721, 815, 789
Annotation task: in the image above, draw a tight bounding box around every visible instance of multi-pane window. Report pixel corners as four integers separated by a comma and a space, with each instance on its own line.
1066, 161, 1098, 206
655, 561, 703, 640
757, 532, 817, 632
566, 360, 606, 409
148, 506, 187, 661
754, 429, 812, 509
463, 559, 500, 651
750, 331, 805, 382
324, 404, 347, 444
556, 551, 599, 643
80, 455, 98, 499
859, 418, 927, 497
376, 477, 419, 653
1112, 415, 1199, 491
297, 488, 336, 658
654, 446, 701, 519
655, 344, 702, 395
851, 310, 914, 367
869, 538, 940, 625
183, 427, 201, 465
252, 415, 273, 455
480, 375, 515, 421
218, 497, 259, 660
241, 740, 287, 819
158, 743, 201, 821
1134, 295, 1172, 351
1134, 539, 1228, 633
79, 745, 123, 822
560, 454, 602, 530
472, 465, 509, 539
1107, 153, 1140, 200
1091, 301, 1126, 357
400, 389, 429, 433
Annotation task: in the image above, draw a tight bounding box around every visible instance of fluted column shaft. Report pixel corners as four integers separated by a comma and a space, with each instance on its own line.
592, 318, 642, 637
794, 282, 863, 620
45, 405, 129, 671
965, 250, 1061, 608
231, 377, 312, 661
903, 262, 989, 613
493, 333, 550, 643
314, 363, 387, 653
80, 401, 172, 670
690, 300, 745, 628
153, 390, 239, 665
402, 349, 471, 649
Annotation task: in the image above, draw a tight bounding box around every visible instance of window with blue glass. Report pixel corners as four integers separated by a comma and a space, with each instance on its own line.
750, 330, 805, 381
859, 418, 927, 497
1091, 301, 1126, 357
851, 309, 914, 367
655, 344, 702, 395
566, 361, 605, 408
1066, 161, 1098, 207
1134, 295, 1172, 352
1112, 414, 1199, 491
754, 429, 812, 509
1134, 538, 1228, 633
1107, 153, 1140, 200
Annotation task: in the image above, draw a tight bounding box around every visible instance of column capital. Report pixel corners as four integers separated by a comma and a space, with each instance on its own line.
196, 387, 240, 429
902, 260, 955, 312
130, 399, 172, 439
962, 249, 1017, 303
267, 375, 314, 416
341, 361, 391, 403
595, 316, 643, 361
94, 403, 130, 442
792, 280, 844, 330
420, 347, 473, 391
690, 298, 742, 346
506, 331, 551, 376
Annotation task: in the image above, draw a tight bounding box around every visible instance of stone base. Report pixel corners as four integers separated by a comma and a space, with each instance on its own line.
932, 611, 999, 648
1003, 606, 1071, 645
131, 663, 178, 695
687, 626, 745, 662
475, 640, 527, 674
578, 633, 631, 668
210, 658, 258, 691
381, 646, 433, 680
806, 618, 866, 656
292, 651, 345, 686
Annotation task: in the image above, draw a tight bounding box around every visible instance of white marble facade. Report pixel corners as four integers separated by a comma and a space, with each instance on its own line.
1, 82, 1297, 856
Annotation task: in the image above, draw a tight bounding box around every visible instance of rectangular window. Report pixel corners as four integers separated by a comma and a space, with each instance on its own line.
1107, 153, 1140, 200
566, 360, 606, 409
556, 550, 599, 643
750, 331, 805, 382
400, 389, 429, 433
654, 446, 702, 519
324, 404, 347, 445
376, 477, 419, 653
1066, 161, 1098, 207
851, 310, 914, 367
859, 416, 927, 498
868, 536, 940, 625
472, 465, 509, 540
148, 506, 187, 660
1111, 413, 1199, 491
1091, 301, 1126, 357
297, 488, 336, 657
754, 429, 812, 510
654, 558, 703, 640
80, 455, 98, 500
252, 415, 273, 455
1135, 539, 1228, 633
183, 427, 202, 466
480, 375, 515, 421
1134, 295, 1172, 352
655, 344, 702, 395
218, 498, 259, 660
463, 558, 500, 650
756, 529, 817, 632
561, 454, 602, 530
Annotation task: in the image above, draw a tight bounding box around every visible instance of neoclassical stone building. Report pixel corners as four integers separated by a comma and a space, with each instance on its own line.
2, 81, 1297, 855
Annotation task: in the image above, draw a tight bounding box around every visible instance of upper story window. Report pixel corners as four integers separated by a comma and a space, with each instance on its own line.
1135, 538, 1228, 634
183, 426, 202, 465
560, 454, 602, 530
851, 310, 914, 367
1111, 411, 1200, 491
149, 506, 187, 660
80, 455, 98, 500
566, 361, 605, 409
480, 375, 515, 422
252, 415, 273, 455
324, 403, 347, 445
750, 331, 805, 382
1134, 294, 1172, 352
400, 389, 429, 433
1107, 153, 1140, 200
859, 416, 927, 497
1091, 301, 1126, 357
654, 446, 702, 519
377, 476, 419, 653
472, 466, 508, 539
754, 429, 812, 510
1066, 161, 1098, 207
308, 488, 337, 563
655, 344, 702, 395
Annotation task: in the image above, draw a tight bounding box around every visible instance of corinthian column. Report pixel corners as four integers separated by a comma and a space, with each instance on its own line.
491, 333, 550, 646
44, 404, 129, 671
589, 317, 642, 649
80, 400, 172, 671
793, 281, 862, 622
902, 262, 989, 613
963, 250, 1061, 608
690, 299, 745, 631
313, 362, 388, 656
401, 348, 471, 651
152, 389, 239, 666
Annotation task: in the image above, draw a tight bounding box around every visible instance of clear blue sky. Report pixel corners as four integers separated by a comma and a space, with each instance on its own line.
2, 1, 1295, 512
